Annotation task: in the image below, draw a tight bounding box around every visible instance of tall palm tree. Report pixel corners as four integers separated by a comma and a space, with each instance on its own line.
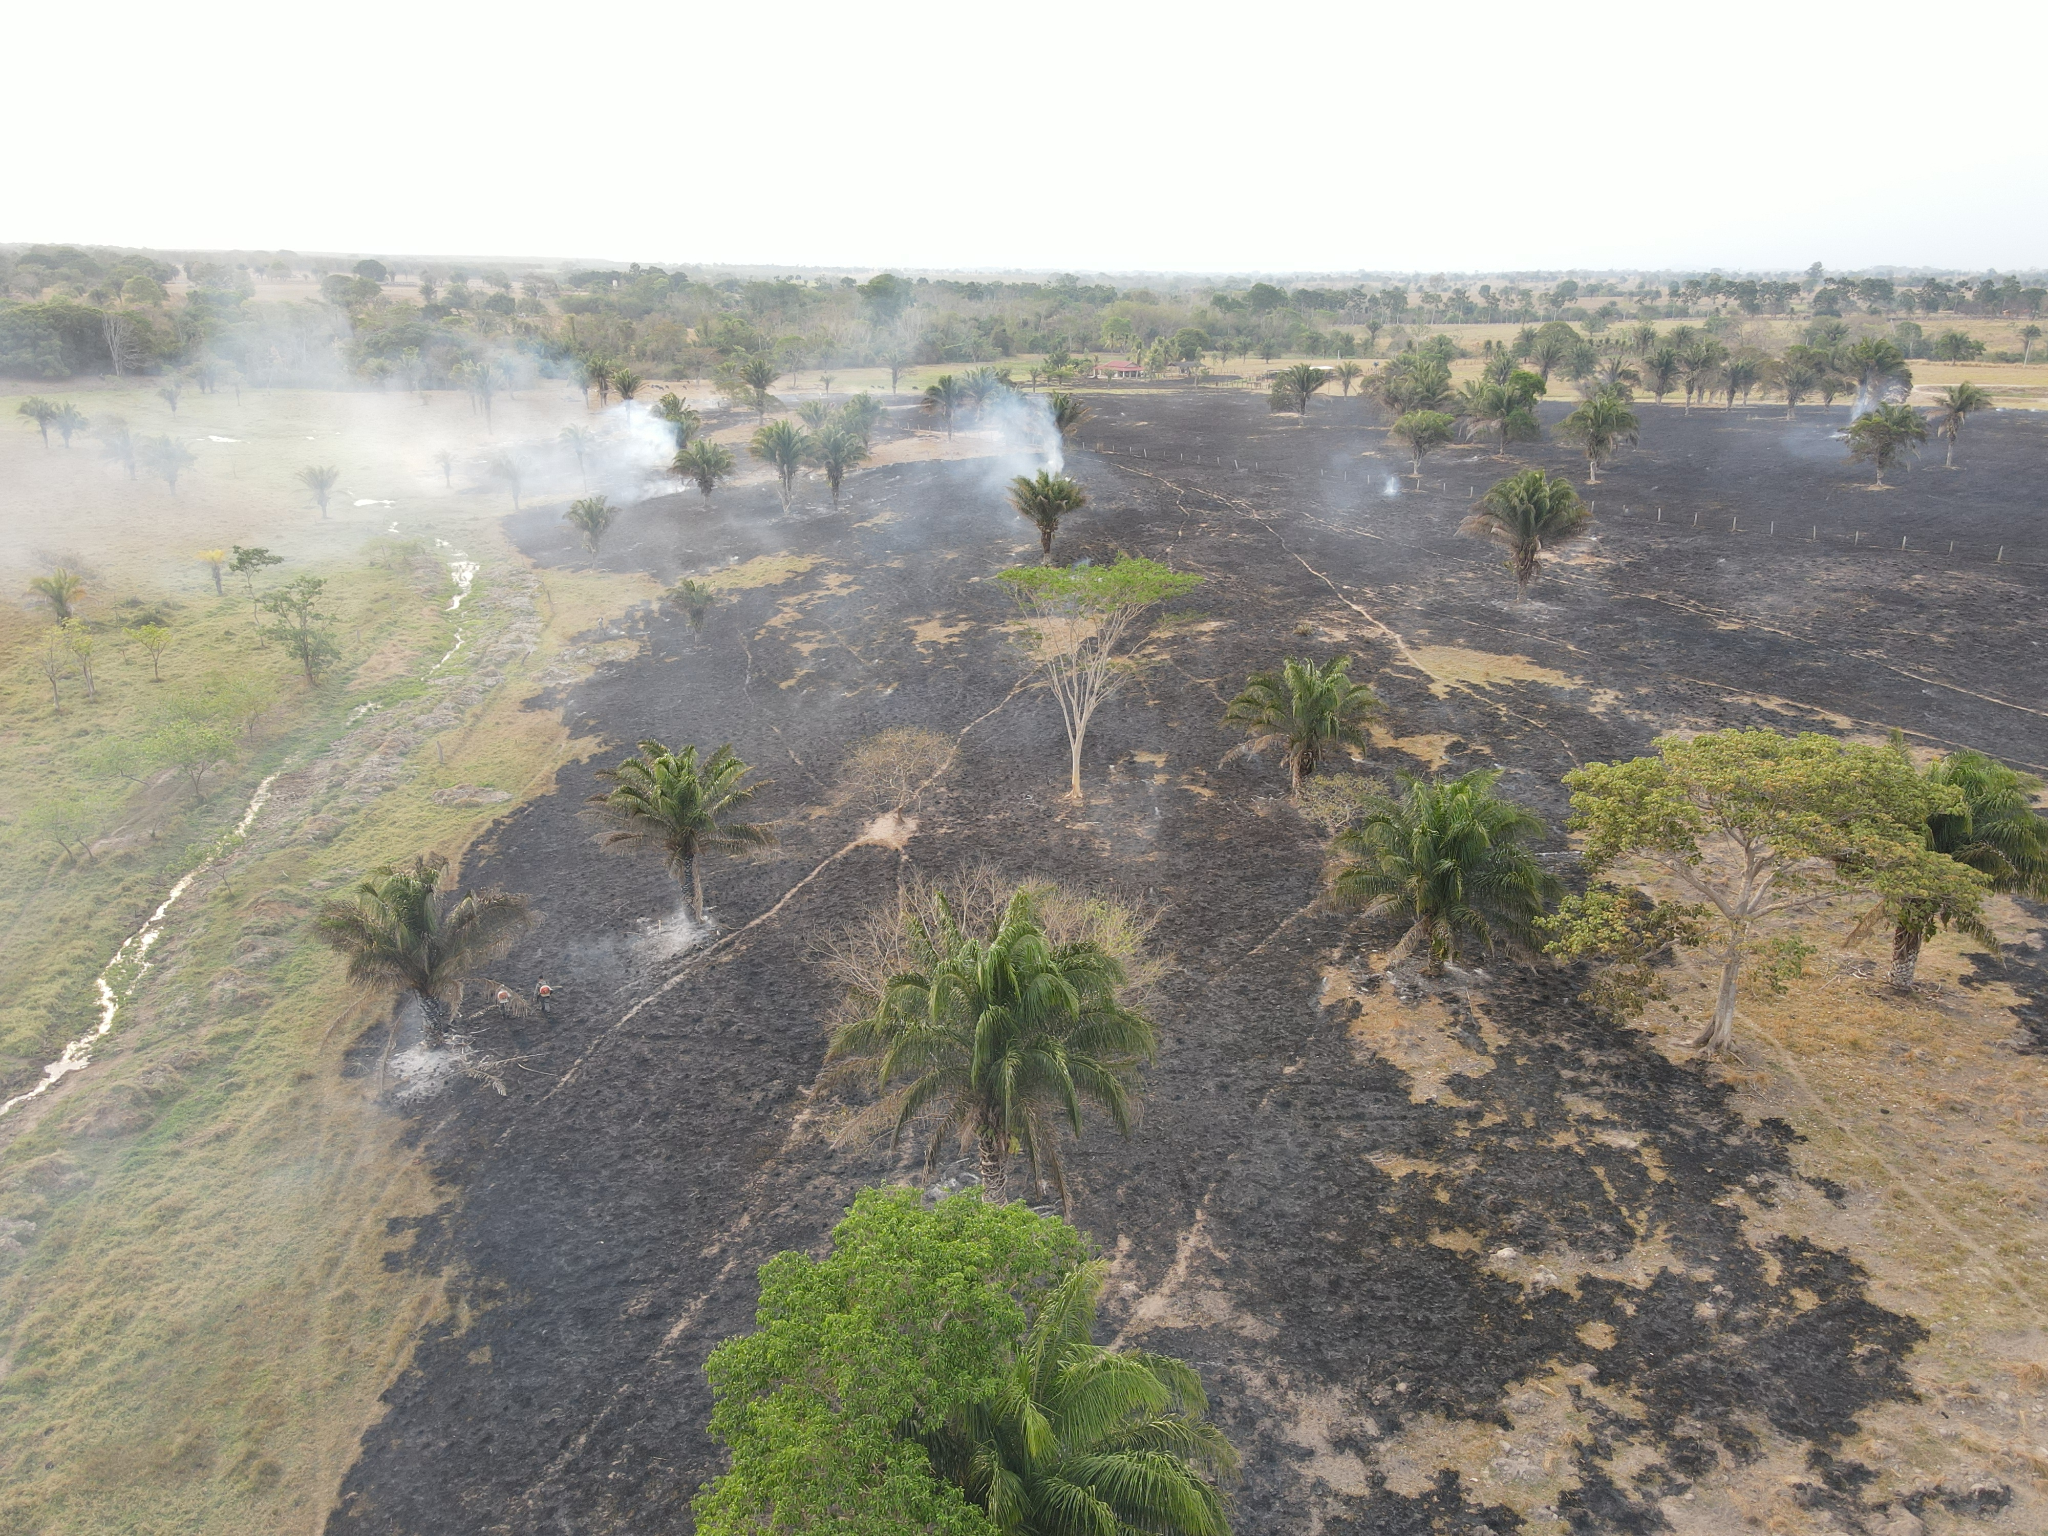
1048, 392, 1092, 439
2022, 324, 2042, 365
675, 439, 736, 499
1845, 401, 1927, 486
1525, 330, 1578, 385
1845, 337, 1912, 415
612, 369, 644, 424
1557, 390, 1639, 484
16, 396, 57, 446
1371, 356, 1455, 416
564, 494, 617, 552
839, 391, 885, 447
296, 464, 340, 518
1388, 410, 1456, 479
923, 374, 966, 438
961, 365, 1004, 416
1268, 362, 1329, 418
1221, 655, 1382, 795
1676, 337, 1727, 412
1638, 345, 1681, 405
580, 354, 615, 407
924, 1259, 1236, 1536
313, 854, 532, 1045
1331, 360, 1364, 396
796, 399, 836, 431
806, 423, 869, 502
652, 392, 701, 451
586, 740, 773, 922
1865, 745, 2048, 989
1329, 770, 1559, 975
1008, 470, 1088, 555
560, 425, 596, 487
736, 356, 780, 421
1929, 381, 1993, 468
751, 420, 811, 509
824, 887, 1155, 1206
1458, 378, 1540, 458
49, 403, 88, 447
1768, 351, 1824, 417
1719, 354, 1762, 409
1459, 468, 1590, 598
140, 435, 195, 494
99, 416, 136, 479
667, 578, 718, 641
29, 569, 86, 622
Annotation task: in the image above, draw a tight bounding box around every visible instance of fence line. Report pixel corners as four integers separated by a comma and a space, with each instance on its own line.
1083, 440, 2046, 570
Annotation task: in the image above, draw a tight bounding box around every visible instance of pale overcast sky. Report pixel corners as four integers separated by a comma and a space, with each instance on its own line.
13, 0, 2045, 274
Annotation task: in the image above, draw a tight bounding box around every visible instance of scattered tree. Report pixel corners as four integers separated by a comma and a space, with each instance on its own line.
489, 450, 525, 508
61, 621, 98, 700
296, 464, 341, 518
1554, 729, 1984, 1055
17, 396, 57, 446
1331, 360, 1365, 396
1387, 410, 1457, 479
1459, 374, 1543, 458
559, 426, 595, 487
652, 392, 701, 451
261, 574, 342, 682
667, 577, 718, 641
997, 557, 1203, 799
586, 740, 774, 922
837, 726, 953, 813
1222, 655, 1382, 795
735, 356, 780, 421
840, 391, 885, 447
230, 545, 284, 616
1459, 469, 1590, 600
564, 494, 617, 552
433, 448, 456, 487
2022, 324, 2042, 365
1048, 391, 1093, 439
1845, 337, 1912, 415
49, 403, 87, 447
1268, 362, 1330, 418
1846, 401, 1927, 486
157, 382, 183, 414
147, 716, 237, 796
1330, 769, 1559, 975
98, 416, 136, 479
1007, 469, 1088, 556
612, 368, 644, 424
129, 622, 173, 681
196, 549, 228, 596
314, 854, 533, 1046
1929, 381, 1993, 469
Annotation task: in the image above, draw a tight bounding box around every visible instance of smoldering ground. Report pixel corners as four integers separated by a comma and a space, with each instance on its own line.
329, 388, 2046, 1534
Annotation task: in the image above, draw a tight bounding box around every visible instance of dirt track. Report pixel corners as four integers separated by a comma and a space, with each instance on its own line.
327, 390, 2048, 1535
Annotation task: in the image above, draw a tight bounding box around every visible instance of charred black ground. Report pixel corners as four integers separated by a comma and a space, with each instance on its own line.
327, 390, 2046, 1534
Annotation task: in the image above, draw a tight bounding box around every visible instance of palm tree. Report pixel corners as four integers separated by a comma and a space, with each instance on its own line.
579, 354, 614, 407
879, 349, 908, 392
1719, 354, 1762, 409
1222, 655, 1382, 795
2022, 324, 2042, 365
736, 356, 780, 421
652, 392, 701, 451
1525, 330, 1578, 385
823, 886, 1154, 1205
1458, 379, 1539, 458
296, 464, 340, 518
489, 451, 524, 509
923, 374, 966, 438
29, 569, 86, 622
1388, 410, 1457, 479
675, 440, 736, 499
1866, 746, 2048, 989
1048, 391, 1092, 439
157, 382, 183, 414
668, 578, 718, 641
806, 423, 869, 502
1768, 351, 1824, 418
564, 494, 617, 552
434, 448, 456, 487
99, 416, 136, 479
140, 435, 195, 493
1638, 345, 1681, 405
1459, 469, 1590, 599
1557, 390, 1639, 484
1331, 360, 1364, 396
750, 420, 811, 509
17, 396, 57, 446
49, 403, 88, 447
1846, 402, 1927, 486
1329, 770, 1559, 975
1008, 470, 1088, 555
586, 740, 773, 922
197, 549, 228, 597
1371, 356, 1455, 416
314, 854, 532, 1046
924, 1259, 1236, 1536
1929, 381, 1993, 468
1677, 337, 1727, 412
960, 365, 1003, 416
1269, 362, 1329, 418
796, 400, 836, 431
839, 391, 885, 447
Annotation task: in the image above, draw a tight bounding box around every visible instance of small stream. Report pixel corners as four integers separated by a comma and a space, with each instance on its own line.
0, 774, 280, 1119
430, 546, 479, 672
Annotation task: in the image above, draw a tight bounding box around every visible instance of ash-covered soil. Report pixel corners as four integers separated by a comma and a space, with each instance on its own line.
329, 391, 2047, 1534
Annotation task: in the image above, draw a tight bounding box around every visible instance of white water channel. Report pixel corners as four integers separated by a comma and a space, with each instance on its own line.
0, 773, 280, 1119
430, 547, 479, 672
